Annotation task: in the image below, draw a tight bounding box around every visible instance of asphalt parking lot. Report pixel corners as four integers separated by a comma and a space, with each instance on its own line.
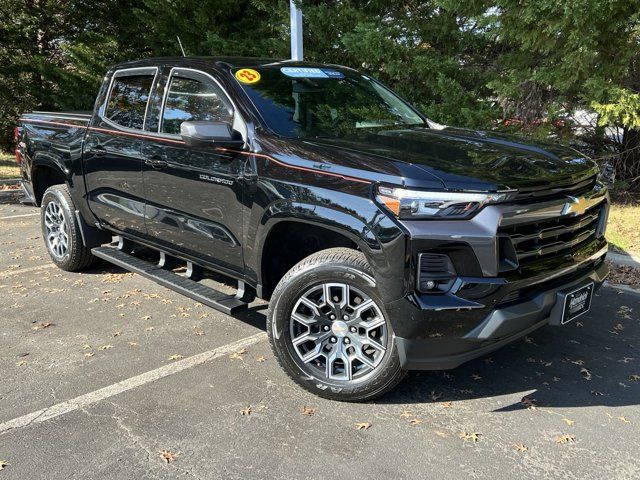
1, 201, 639, 480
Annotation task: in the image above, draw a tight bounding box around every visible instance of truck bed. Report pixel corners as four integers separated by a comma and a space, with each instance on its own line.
21, 111, 92, 126
17, 111, 92, 204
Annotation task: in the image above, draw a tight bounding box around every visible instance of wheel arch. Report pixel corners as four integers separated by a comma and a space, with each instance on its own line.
255, 201, 386, 299
31, 155, 71, 206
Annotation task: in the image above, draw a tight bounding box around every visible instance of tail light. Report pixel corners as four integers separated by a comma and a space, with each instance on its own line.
14, 126, 22, 164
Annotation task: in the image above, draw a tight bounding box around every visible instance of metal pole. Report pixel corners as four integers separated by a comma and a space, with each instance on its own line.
290, 0, 303, 61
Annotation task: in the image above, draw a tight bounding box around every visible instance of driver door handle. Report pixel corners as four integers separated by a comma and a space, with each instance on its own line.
145, 156, 167, 169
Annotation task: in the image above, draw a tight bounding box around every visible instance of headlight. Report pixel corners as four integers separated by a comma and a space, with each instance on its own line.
376, 186, 514, 220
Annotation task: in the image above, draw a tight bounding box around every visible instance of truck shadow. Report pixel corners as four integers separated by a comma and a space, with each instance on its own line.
380, 287, 640, 409
83, 261, 270, 332
85, 262, 639, 409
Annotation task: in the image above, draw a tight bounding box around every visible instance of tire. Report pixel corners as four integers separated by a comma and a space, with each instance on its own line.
41, 184, 96, 271
267, 247, 406, 402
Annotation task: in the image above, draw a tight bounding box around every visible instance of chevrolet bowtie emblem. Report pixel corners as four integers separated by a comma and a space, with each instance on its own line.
562, 196, 589, 216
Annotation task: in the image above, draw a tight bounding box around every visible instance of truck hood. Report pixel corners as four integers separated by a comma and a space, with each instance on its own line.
290, 127, 599, 192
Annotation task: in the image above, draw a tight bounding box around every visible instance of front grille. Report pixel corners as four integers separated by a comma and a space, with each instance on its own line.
499, 205, 603, 264
514, 175, 597, 203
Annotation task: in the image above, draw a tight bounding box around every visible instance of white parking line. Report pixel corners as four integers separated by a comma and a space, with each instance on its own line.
0, 332, 267, 436
0, 213, 39, 220
0, 264, 56, 278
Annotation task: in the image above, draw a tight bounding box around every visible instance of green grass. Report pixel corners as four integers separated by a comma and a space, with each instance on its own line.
607, 198, 640, 255
0, 152, 20, 180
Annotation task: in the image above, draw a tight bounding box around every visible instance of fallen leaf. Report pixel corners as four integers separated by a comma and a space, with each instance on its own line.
629, 374, 640, 382
514, 443, 528, 452
408, 419, 423, 426
355, 422, 371, 430
168, 354, 184, 361
159, 450, 179, 463
434, 430, 448, 438
580, 368, 592, 380
459, 432, 481, 442
230, 348, 247, 360
113, 331, 122, 337
84, 352, 94, 358
128, 342, 138, 347
32, 322, 53, 330
98, 345, 114, 351
618, 416, 631, 424
591, 390, 604, 396
300, 406, 316, 416
400, 410, 413, 418
240, 406, 254, 416
471, 374, 482, 381
571, 359, 585, 366
555, 434, 575, 444
16, 360, 27, 366
521, 396, 537, 409
563, 418, 575, 426
142, 315, 151, 320
145, 326, 154, 332
194, 330, 205, 336
0, 460, 8, 470
82, 344, 92, 350
440, 401, 453, 409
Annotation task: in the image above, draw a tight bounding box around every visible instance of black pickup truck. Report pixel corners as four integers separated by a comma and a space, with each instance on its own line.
16, 57, 609, 401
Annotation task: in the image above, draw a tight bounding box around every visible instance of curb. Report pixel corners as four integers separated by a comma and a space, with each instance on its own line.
604, 281, 640, 297
0, 178, 20, 186
607, 252, 640, 269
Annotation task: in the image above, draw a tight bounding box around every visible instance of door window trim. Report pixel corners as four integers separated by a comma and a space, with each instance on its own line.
99, 66, 159, 133
158, 67, 245, 139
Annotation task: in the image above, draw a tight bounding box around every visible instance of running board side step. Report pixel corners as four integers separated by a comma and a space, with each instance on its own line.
91, 247, 248, 315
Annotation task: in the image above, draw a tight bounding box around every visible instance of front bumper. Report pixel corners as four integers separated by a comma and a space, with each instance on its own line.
391, 251, 608, 370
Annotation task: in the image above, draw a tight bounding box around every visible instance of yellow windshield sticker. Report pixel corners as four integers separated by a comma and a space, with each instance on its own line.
235, 68, 261, 84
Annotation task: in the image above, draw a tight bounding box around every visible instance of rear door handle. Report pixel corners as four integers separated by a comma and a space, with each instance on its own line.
145, 157, 167, 169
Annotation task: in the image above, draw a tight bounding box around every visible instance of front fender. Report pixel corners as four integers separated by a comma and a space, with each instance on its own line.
251, 195, 407, 304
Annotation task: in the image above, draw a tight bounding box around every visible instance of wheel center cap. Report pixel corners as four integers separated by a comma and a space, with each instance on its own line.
331, 320, 349, 337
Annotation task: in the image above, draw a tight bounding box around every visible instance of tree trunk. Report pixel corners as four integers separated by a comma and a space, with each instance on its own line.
619, 127, 640, 191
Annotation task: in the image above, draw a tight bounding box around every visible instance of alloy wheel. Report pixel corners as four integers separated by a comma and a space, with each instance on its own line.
44, 200, 69, 259
289, 282, 388, 382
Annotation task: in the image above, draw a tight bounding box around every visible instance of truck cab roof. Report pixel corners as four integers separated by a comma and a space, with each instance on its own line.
110, 56, 345, 71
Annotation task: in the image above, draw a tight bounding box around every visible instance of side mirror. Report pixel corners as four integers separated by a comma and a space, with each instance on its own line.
180, 121, 244, 149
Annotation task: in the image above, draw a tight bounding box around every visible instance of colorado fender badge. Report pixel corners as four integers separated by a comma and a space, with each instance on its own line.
235, 68, 261, 84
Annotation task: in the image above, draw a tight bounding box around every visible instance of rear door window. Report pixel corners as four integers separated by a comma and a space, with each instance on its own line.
105, 72, 156, 130
160, 71, 233, 135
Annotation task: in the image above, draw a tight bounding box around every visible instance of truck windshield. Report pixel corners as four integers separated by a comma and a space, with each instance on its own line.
234, 66, 425, 139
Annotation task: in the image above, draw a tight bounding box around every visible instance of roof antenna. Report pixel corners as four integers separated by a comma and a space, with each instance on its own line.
177, 36, 186, 57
